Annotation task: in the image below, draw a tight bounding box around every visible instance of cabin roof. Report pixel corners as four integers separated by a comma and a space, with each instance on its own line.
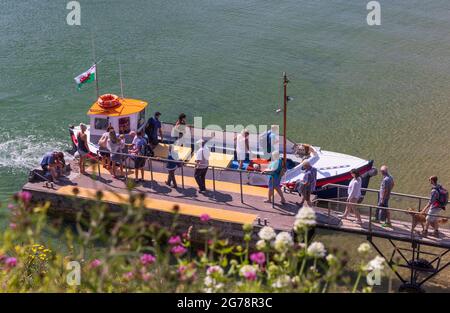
87, 98, 148, 117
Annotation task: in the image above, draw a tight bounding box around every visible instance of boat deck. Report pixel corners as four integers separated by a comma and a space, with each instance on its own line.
22, 160, 450, 249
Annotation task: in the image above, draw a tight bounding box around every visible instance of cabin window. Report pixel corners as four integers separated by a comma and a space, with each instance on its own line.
118, 117, 131, 134
137, 109, 146, 130
94, 118, 109, 130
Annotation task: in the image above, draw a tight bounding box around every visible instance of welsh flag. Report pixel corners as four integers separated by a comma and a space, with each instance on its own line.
74, 64, 96, 90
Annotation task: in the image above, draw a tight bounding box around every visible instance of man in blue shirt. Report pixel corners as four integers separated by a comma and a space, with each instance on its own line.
145, 112, 162, 146
40, 151, 58, 181
373, 165, 395, 227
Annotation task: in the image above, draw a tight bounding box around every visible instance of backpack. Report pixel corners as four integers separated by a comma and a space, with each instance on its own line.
433, 185, 448, 210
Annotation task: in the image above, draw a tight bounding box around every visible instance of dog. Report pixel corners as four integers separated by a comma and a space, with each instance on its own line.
407, 208, 448, 233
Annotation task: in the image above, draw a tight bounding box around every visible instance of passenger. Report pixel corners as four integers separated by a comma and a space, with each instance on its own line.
263, 151, 286, 205
118, 134, 126, 176
40, 151, 59, 181
422, 176, 447, 237
145, 112, 163, 147
77, 123, 90, 175
266, 125, 280, 156
194, 139, 210, 193
107, 130, 123, 178
165, 145, 179, 188
172, 113, 187, 143
340, 169, 363, 224
295, 160, 316, 208
235, 129, 250, 169
98, 126, 113, 169
373, 165, 395, 227
55, 152, 66, 177
130, 130, 146, 182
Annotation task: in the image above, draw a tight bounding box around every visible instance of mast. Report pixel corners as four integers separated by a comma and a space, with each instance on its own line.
91, 33, 100, 99
282, 72, 289, 169
119, 58, 124, 98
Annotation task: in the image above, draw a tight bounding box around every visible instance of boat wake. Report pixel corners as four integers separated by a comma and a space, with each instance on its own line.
0, 134, 68, 172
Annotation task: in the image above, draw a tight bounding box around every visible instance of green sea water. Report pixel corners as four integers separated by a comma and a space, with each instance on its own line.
2, 0, 450, 214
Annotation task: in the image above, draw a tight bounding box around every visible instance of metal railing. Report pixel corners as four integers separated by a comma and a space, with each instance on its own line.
312, 197, 449, 242
93, 148, 272, 204
321, 183, 444, 213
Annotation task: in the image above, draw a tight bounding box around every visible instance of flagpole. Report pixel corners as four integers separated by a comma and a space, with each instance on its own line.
91, 33, 100, 99
119, 58, 124, 98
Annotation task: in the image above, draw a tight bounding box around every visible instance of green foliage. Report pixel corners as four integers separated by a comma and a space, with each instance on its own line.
0, 191, 383, 292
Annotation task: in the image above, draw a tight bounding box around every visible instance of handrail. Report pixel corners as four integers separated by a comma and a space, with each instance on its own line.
313, 198, 449, 219
97, 148, 271, 176
322, 183, 433, 202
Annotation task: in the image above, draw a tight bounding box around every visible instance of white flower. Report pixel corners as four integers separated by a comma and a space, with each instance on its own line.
273, 232, 294, 253
206, 265, 224, 276
258, 226, 276, 241
294, 206, 316, 233
239, 265, 258, 280
366, 256, 385, 272
326, 253, 337, 265
307, 241, 326, 258
203, 276, 224, 293
357, 243, 371, 254
256, 240, 267, 251
271, 274, 291, 289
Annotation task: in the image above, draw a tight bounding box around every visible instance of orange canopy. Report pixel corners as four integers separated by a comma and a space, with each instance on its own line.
87, 97, 148, 117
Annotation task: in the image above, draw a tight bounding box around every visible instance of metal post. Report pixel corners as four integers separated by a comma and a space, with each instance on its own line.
239, 171, 244, 203
212, 166, 216, 198
97, 151, 101, 178
181, 163, 185, 189
369, 206, 373, 233
272, 176, 275, 209
149, 158, 153, 184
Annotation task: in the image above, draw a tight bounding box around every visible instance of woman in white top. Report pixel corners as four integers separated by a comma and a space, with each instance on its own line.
340, 169, 363, 224
235, 129, 249, 169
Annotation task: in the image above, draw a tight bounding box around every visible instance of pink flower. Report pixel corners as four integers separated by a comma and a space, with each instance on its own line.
177, 265, 187, 274
140, 253, 156, 266
7, 203, 15, 210
5, 257, 17, 268
200, 213, 210, 222
17, 191, 32, 204
123, 271, 134, 280
141, 272, 151, 281
168, 235, 182, 245
244, 271, 257, 281
9, 223, 17, 230
171, 245, 187, 256
250, 252, 266, 266
89, 259, 102, 269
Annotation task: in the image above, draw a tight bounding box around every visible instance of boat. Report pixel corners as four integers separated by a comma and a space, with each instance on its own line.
69, 90, 376, 199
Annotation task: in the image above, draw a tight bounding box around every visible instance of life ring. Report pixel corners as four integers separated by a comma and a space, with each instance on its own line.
98, 94, 120, 108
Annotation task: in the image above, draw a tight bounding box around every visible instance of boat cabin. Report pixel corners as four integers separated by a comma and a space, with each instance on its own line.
87, 95, 148, 140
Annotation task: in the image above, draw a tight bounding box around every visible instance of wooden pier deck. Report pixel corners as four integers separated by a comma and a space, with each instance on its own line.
22, 160, 450, 249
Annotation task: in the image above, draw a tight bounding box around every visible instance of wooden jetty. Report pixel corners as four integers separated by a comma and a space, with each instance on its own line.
23, 158, 450, 292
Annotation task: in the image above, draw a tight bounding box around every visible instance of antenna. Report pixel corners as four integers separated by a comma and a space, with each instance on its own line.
119, 58, 124, 98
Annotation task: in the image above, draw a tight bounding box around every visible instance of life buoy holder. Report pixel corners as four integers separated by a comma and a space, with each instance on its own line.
98, 94, 120, 109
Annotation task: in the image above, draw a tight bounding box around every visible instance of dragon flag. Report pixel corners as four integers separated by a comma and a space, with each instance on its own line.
74, 64, 96, 90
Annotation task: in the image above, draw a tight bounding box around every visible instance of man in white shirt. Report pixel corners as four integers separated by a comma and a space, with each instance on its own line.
194, 139, 210, 193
